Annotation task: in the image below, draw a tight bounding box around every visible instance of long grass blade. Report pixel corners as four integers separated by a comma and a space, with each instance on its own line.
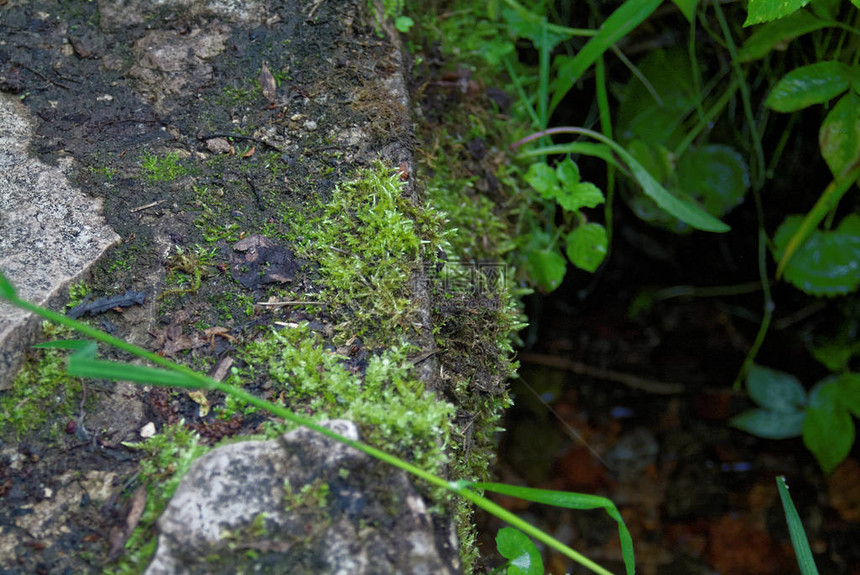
776, 476, 820, 575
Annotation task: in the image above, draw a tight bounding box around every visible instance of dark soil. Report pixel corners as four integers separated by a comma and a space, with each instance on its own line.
0, 1, 436, 572
479, 202, 860, 574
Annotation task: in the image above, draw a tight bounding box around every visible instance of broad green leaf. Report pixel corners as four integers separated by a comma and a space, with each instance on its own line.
525, 247, 566, 292
394, 16, 414, 33
776, 477, 821, 575
745, 0, 812, 26
609, 138, 730, 232
810, 340, 855, 371
556, 159, 581, 188
0, 270, 16, 300
616, 49, 698, 148
626, 140, 673, 184
522, 228, 567, 291
738, 10, 831, 62
671, 0, 699, 22
482, 38, 515, 66
474, 482, 635, 575
676, 144, 749, 217
549, 0, 663, 114
773, 214, 860, 296
730, 408, 806, 439
566, 223, 607, 272
803, 378, 854, 473
819, 91, 860, 178
523, 162, 557, 196
746, 364, 807, 412
775, 162, 860, 279
495, 528, 544, 575
837, 372, 860, 418
766, 61, 851, 112
553, 182, 604, 212
502, 6, 565, 50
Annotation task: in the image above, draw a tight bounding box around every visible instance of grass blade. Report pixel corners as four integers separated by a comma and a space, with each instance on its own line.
470, 482, 635, 575
549, 0, 663, 115
776, 476, 820, 575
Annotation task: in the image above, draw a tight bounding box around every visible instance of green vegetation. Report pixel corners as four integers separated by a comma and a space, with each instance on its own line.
235, 323, 455, 474
141, 150, 188, 182
0, 323, 82, 437
109, 423, 210, 574
299, 161, 449, 341
405, 0, 860, 475
731, 365, 860, 473
0, 271, 633, 575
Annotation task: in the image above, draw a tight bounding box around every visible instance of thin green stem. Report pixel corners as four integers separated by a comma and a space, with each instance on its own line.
734, 229, 774, 391
673, 76, 738, 158
595, 55, 615, 255
2, 284, 618, 575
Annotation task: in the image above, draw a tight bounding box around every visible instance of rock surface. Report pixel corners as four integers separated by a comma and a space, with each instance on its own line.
0, 94, 120, 390
146, 420, 458, 575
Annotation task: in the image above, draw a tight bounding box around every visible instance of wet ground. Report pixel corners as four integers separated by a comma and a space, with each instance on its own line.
0, 1, 464, 572
478, 209, 860, 574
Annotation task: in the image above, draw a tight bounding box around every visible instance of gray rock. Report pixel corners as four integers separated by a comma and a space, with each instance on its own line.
0, 93, 120, 390
146, 420, 459, 575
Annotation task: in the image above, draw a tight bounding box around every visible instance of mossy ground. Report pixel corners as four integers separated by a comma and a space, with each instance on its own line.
0, 0, 525, 572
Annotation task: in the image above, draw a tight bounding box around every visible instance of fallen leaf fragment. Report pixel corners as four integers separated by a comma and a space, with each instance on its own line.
259, 60, 277, 103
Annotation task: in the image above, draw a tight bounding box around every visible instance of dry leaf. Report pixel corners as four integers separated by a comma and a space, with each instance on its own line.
188, 390, 210, 417
259, 60, 276, 103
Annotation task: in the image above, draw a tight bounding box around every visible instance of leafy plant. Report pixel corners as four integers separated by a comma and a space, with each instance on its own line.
0, 270, 632, 575
730, 364, 860, 473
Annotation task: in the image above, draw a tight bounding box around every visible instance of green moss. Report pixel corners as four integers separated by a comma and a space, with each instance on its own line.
234, 322, 455, 475
301, 161, 449, 342
107, 423, 210, 574
141, 150, 188, 182
0, 323, 82, 437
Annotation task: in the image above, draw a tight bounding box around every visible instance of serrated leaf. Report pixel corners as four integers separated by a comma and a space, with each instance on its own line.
730, 409, 806, 439
566, 224, 607, 272
766, 61, 851, 112
739, 10, 831, 62
746, 363, 807, 412
773, 214, 860, 296
495, 527, 543, 575
803, 379, 855, 473
745, 0, 812, 26
837, 372, 860, 418
555, 183, 605, 212
819, 91, 860, 178
677, 144, 749, 217
524, 162, 558, 197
